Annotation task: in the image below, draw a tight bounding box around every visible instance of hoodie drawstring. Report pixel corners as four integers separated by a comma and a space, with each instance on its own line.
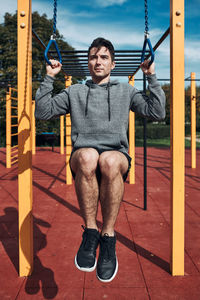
85, 85, 91, 117
107, 82, 111, 121
85, 82, 111, 122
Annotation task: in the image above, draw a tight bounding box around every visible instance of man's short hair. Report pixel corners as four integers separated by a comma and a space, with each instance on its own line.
88, 37, 115, 61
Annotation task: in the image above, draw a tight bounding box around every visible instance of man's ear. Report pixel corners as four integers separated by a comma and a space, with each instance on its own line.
111, 61, 115, 70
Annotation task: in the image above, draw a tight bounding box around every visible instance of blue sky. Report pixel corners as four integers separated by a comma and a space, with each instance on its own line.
1, 0, 200, 87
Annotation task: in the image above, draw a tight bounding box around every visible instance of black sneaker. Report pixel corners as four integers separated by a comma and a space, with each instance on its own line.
75, 226, 100, 272
96, 234, 118, 282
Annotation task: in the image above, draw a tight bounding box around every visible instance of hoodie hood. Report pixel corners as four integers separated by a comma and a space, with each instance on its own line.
85, 80, 119, 121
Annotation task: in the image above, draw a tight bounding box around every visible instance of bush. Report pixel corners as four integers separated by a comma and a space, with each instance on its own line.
135, 124, 192, 140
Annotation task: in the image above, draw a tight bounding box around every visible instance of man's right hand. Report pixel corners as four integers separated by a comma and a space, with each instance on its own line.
46, 59, 62, 78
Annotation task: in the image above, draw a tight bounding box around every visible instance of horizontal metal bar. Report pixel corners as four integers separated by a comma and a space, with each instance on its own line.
10, 97, 18, 101
11, 88, 18, 92
50, 50, 146, 54
11, 159, 18, 165
63, 65, 138, 69
62, 62, 140, 66
62, 69, 138, 73
11, 149, 18, 154
11, 154, 18, 159
11, 106, 18, 109
11, 116, 18, 118
63, 69, 138, 73
52, 54, 147, 59
63, 73, 137, 77
61, 58, 142, 63
11, 133, 18, 136
11, 145, 18, 148
11, 124, 18, 127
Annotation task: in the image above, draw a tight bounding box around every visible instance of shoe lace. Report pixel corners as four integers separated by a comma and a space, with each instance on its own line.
100, 234, 115, 261
82, 225, 98, 251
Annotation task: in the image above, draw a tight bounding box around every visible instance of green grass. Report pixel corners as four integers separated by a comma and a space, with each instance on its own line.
135, 137, 200, 148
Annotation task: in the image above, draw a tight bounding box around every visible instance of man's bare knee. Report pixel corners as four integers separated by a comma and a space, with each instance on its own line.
99, 153, 121, 179
99, 151, 128, 180
71, 148, 99, 177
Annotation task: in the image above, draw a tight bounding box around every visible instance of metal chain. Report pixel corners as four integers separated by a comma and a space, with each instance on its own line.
53, 0, 57, 36
144, 0, 149, 36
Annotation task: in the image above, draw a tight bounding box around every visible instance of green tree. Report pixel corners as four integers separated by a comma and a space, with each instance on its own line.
0, 11, 85, 145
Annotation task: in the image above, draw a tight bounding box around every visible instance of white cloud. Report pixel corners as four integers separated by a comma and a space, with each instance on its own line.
95, 0, 128, 7
1, 0, 199, 83
185, 40, 200, 61
59, 19, 145, 50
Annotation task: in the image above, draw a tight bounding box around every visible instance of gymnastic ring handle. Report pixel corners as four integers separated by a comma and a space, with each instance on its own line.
44, 36, 62, 65
141, 37, 154, 67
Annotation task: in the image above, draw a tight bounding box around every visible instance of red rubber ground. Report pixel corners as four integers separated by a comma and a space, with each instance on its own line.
0, 147, 199, 299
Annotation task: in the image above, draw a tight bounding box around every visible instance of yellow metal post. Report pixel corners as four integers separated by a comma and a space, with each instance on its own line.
190, 72, 196, 169
65, 76, 72, 184
6, 87, 11, 168
18, 0, 33, 276
60, 115, 64, 154
32, 101, 36, 155
170, 0, 185, 276
128, 76, 135, 184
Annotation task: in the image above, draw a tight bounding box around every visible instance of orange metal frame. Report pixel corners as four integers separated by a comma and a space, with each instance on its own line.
60, 115, 65, 154
65, 76, 72, 184
128, 76, 135, 184
18, 0, 33, 277
32, 100, 36, 155
16, 0, 186, 277
6, 87, 18, 168
190, 72, 196, 169
170, 0, 185, 275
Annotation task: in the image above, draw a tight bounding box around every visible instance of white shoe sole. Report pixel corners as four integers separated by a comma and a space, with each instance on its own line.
96, 257, 118, 283
74, 255, 97, 272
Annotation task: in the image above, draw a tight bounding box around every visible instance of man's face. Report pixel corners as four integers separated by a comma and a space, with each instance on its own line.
88, 46, 115, 83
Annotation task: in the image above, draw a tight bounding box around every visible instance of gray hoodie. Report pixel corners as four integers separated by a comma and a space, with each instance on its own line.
35, 74, 165, 157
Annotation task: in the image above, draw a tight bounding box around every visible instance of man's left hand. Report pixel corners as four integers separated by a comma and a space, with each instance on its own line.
140, 60, 155, 75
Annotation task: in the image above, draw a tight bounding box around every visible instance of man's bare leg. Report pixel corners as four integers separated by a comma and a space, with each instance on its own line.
70, 148, 100, 230
96, 151, 128, 282
99, 151, 128, 236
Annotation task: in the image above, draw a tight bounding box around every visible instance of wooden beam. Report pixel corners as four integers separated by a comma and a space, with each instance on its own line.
170, 0, 185, 276
17, 0, 33, 276
190, 72, 196, 168
65, 76, 72, 184
60, 116, 64, 154
128, 76, 135, 184
6, 88, 11, 168
32, 101, 36, 155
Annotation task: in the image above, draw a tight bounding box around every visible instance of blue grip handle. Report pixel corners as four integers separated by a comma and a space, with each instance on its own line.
141, 37, 155, 66
44, 38, 62, 65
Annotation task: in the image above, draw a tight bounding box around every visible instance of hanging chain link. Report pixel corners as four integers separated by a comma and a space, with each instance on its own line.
53, 0, 57, 37
144, 0, 149, 36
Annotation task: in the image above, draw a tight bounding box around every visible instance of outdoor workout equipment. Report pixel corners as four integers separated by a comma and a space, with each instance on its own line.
65, 76, 72, 184
190, 72, 196, 168
6, 87, 18, 168
44, 0, 62, 65
17, 0, 185, 277
6, 86, 36, 163
141, 0, 155, 210
141, 0, 155, 66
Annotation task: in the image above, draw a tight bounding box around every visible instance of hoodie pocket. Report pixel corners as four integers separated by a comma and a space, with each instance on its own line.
74, 133, 121, 150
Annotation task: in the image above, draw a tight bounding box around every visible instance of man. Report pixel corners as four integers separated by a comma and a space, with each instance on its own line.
35, 37, 166, 283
